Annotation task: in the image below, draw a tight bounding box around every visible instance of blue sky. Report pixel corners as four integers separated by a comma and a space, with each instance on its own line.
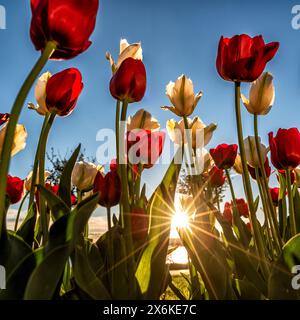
0, 0, 300, 202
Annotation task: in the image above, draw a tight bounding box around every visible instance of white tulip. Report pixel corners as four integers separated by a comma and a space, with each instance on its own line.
72, 161, 99, 191
162, 75, 202, 117
244, 136, 268, 167
241, 72, 275, 115
127, 109, 160, 131
25, 170, 51, 192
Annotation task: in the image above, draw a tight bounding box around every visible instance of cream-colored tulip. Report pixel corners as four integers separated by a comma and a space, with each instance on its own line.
25, 170, 51, 192
72, 161, 99, 191
162, 75, 203, 117
241, 72, 275, 115
0, 123, 27, 157
28, 72, 52, 115
106, 38, 143, 73
244, 136, 268, 168
166, 117, 216, 148
233, 154, 243, 175
127, 109, 160, 131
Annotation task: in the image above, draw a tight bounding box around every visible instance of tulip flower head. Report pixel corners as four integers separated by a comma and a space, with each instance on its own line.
233, 154, 243, 175
131, 207, 149, 241
269, 128, 300, 170
93, 171, 121, 208
208, 166, 226, 188
244, 136, 268, 168
241, 72, 275, 115
277, 170, 296, 185
0, 123, 27, 157
127, 130, 165, 169
25, 170, 51, 192
223, 203, 233, 224
30, 0, 99, 60
234, 198, 249, 218
248, 157, 271, 181
107, 38, 143, 74
127, 109, 160, 131
269, 187, 280, 206
110, 57, 147, 103
216, 34, 279, 82
72, 161, 99, 191
167, 117, 216, 149
210, 144, 238, 170
162, 75, 203, 117
6, 175, 24, 204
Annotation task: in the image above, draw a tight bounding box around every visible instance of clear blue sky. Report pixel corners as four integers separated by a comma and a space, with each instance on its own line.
0, 0, 299, 200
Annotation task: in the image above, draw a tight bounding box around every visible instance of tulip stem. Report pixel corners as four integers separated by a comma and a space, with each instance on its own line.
286, 168, 296, 236
225, 169, 237, 206
14, 191, 30, 232
254, 114, 282, 250
107, 207, 112, 230
234, 82, 269, 278
28, 114, 50, 211
39, 112, 56, 245
0, 41, 56, 237
115, 100, 121, 172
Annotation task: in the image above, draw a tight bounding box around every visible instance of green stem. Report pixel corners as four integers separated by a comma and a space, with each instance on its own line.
107, 207, 112, 230
225, 169, 237, 205
39, 112, 56, 245
254, 114, 282, 249
234, 82, 269, 278
115, 100, 121, 173
14, 191, 30, 231
0, 42, 56, 236
28, 114, 50, 211
286, 168, 296, 236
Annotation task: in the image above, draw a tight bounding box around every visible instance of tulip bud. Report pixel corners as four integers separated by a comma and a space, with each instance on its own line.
110, 57, 146, 103
210, 144, 238, 170
6, 175, 24, 204
162, 75, 202, 117
127, 109, 160, 131
269, 187, 280, 206
241, 72, 275, 115
25, 170, 51, 192
72, 162, 99, 191
30, 0, 99, 60
93, 171, 121, 208
233, 154, 243, 175
223, 203, 233, 224
269, 128, 300, 170
208, 166, 226, 188
167, 117, 216, 149
131, 207, 149, 241
46, 68, 84, 116
0, 123, 27, 157
244, 136, 268, 168
234, 199, 249, 218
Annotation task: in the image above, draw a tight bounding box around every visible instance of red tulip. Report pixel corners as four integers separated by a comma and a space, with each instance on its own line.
45, 68, 83, 116
210, 144, 238, 170
30, 0, 99, 60
93, 171, 121, 208
110, 158, 139, 180
208, 166, 226, 188
216, 34, 279, 82
6, 175, 24, 204
110, 58, 146, 103
234, 198, 249, 218
277, 170, 296, 185
0, 113, 10, 126
223, 202, 233, 224
269, 128, 300, 170
51, 185, 77, 205
127, 130, 165, 169
246, 222, 252, 232
269, 187, 280, 206
248, 157, 271, 180
131, 207, 149, 241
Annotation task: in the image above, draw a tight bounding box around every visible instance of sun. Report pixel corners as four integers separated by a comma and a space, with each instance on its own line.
170, 210, 190, 239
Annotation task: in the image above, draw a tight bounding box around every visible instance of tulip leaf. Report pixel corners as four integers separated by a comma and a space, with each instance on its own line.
58, 144, 81, 208
73, 245, 110, 300
135, 153, 181, 299
17, 204, 37, 246
233, 278, 262, 300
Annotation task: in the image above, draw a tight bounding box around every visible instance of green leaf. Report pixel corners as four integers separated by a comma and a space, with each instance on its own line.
17, 205, 37, 246
135, 153, 181, 299
58, 144, 81, 207
73, 245, 110, 300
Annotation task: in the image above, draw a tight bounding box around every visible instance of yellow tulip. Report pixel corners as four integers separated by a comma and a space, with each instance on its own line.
233, 154, 243, 174
241, 72, 275, 115
127, 109, 160, 131
162, 75, 202, 117
166, 117, 216, 148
